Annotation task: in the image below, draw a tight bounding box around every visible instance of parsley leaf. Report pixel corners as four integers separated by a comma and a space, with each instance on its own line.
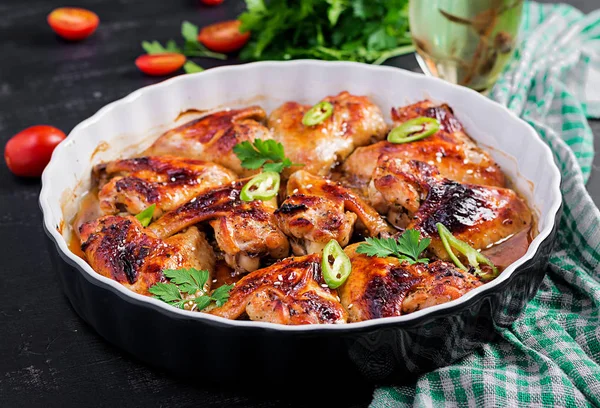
326, 0, 347, 26
233, 139, 300, 173
367, 27, 397, 51
395, 229, 431, 263
165, 39, 180, 53
149, 268, 234, 311
246, 0, 267, 13
141, 40, 182, 55
181, 21, 227, 60
135, 204, 156, 227
356, 229, 431, 264
149, 282, 183, 303
194, 296, 212, 310
183, 61, 204, 73
163, 268, 209, 295
181, 21, 199, 43
356, 237, 400, 258
142, 41, 172, 54
211, 284, 235, 307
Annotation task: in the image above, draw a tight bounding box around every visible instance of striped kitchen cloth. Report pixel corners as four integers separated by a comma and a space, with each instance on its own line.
372, 2, 600, 407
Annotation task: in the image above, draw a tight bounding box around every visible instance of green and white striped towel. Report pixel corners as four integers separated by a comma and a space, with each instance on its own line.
372, 2, 600, 407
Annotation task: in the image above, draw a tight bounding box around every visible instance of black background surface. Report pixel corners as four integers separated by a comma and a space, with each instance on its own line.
0, 0, 598, 407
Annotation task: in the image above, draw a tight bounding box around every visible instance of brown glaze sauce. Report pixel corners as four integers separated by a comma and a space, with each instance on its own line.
213, 260, 243, 289
479, 159, 537, 271
174, 108, 210, 122
69, 188, 102, 259
89, 141, 110, 162
481, 227, 534, 271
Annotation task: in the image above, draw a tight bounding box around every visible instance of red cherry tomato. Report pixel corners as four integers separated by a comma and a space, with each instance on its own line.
135, 53, 187, 76
201, 0, 224, 5
47, 8, 99, 41
198, 20, 250, 53
4, 125, 66, 177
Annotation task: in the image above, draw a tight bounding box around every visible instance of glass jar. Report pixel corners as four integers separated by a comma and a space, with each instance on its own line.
409, 0, 523, 92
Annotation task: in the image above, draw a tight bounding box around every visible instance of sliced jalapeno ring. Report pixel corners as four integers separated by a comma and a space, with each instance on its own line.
302, 101, 334, 126
321, 240, 352, 289
436, 223, 498, 281
135, 203, 156, 227
388, 117, 440, 144
240, 171, 280, 202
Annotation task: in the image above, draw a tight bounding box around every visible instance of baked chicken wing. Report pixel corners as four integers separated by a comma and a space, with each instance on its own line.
372, 157, 531, 258
148, 181, 289, 273
275, 194, 357, 256
338, 244, 482, 322
146, 107, 270, 176
79, 216, 215, 295
275, 170, 394, 255
269, 92, 388, 176
209, 254, 347, 325
340, 100, 505, 199
94, 156, 236, 219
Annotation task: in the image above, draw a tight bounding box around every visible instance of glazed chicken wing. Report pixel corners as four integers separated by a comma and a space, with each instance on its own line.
372, 157, 531, 258
284, 170, 394, 240
269, 92, 388, 176
275, 194, 357, 255
340, 100, 505, 200
94, 156, 236, 219
148, 181, 289, 273
146, 107, 270, 176
209, 254, 347, 325
338, 244, 482, 322
79, 216, 215, 295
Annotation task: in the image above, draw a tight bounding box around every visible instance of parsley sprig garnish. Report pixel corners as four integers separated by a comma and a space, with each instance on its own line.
141, 21, 226, 74
356, 229, 431, 264
233, 139, 301, 173
149, 268, 233, 311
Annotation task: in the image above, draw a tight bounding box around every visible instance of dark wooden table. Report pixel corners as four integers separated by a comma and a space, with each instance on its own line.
1, 1, 597, 407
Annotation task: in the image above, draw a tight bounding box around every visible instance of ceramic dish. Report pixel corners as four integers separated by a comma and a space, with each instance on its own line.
40, 60, 561, 383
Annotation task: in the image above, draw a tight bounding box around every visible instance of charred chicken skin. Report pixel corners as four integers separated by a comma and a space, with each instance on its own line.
269, 92, 388, 177
338, 244, 482, 322
147, 107, 270, 176
94, 156, 236, 219
148, 180, 289, 273
340, 100, 505, 201
209, 254, 347, 325
79, 216, 215, 295
372, 157, 531, 258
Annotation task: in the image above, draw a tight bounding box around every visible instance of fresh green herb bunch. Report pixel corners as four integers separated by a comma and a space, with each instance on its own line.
238, 0, 414, 64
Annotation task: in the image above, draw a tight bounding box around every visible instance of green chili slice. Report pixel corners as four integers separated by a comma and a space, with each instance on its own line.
321, 240, 352, 289
302, 101, 334, 126
135, 204, 156, 227
387, 117, 440, 144
436, 223, 498, 281
240, 171, 280, 202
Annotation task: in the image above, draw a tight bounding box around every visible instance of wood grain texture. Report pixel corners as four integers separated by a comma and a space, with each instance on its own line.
0, 0, 597, 407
